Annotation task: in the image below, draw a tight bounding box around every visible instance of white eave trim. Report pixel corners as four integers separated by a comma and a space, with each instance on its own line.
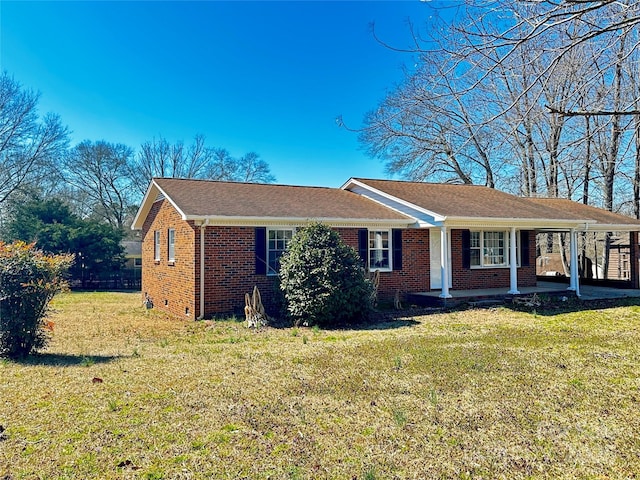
131, 179, 188, 230
188, 215, 415, 228
342, 178, 447, 222
573, 223, 640, 232
445, 218, 640, 231
131, 182, 158, 230
443, 216, 594, 230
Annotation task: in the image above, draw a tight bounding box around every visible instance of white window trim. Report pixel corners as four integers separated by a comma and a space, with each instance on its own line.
168, 228, 176, 263
266, 227, 295, 276
154, 230, 161, 262
368, 229, 392, 272
470, 230, 519, 269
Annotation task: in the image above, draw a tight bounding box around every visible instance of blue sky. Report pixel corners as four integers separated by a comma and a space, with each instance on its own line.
1, 1, 438, 187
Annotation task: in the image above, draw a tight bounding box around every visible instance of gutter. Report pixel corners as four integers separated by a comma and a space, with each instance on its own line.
182, 214, 412, 227
196, 219, 209, 320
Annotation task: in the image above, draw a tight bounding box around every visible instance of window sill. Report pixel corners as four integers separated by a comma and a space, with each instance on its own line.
369, 268, 392, 273
167, 261, 175, 266
470, 265, 519, 270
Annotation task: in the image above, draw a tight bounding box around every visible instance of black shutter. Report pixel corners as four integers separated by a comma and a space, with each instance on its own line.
520, 230, 530, 267
462, 229, 471, 269
358, 229, 368, 268
392, 229, 403, 271
255, 227, 267, 275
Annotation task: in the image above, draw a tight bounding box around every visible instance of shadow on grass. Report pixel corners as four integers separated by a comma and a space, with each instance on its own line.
355, 317, 422, 331
9, 353, 122, 367
261, 312, 423, 331
491, 296, 640, 317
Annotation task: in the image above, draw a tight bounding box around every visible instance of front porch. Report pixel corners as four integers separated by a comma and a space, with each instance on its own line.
406, 281, 640, 308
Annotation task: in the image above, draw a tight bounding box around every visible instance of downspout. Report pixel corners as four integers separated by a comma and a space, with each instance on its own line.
197, 220, 209, 320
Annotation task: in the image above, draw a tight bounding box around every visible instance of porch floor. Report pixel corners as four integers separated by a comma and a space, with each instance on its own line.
407, 281, 640, 307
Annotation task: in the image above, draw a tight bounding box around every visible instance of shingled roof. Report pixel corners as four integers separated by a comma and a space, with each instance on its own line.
347, 178, 640, 229
524, 197, 640, 229
349, 179, 573, 220
132, 177, 640, 231
131, 178, 412, 229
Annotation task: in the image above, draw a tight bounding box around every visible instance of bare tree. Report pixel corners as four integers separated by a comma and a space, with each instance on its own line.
358, 2, 640, 200
64, 140, 135, 230
357, 45, 500, 186
236, 152, 277, 183
129, 135, 214, 197
0, 72, 69, 206
129, 135, 277, 198
457, 1, 640, 117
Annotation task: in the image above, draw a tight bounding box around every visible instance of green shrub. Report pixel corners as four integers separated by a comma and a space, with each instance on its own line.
278, 223, 373, 327
0, 241, 73, 359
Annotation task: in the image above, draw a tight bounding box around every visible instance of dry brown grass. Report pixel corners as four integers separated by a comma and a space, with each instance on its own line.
2, 292, 640, 479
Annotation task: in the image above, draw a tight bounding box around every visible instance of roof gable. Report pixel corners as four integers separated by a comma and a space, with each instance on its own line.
344, 178, 640, 230
131, 178, 412, 229
346, 178, 566, 220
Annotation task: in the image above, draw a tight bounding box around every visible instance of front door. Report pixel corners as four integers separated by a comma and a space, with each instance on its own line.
430, 228, 452, 290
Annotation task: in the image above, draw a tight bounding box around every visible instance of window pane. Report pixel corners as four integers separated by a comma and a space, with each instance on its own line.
168, 229, 175, 261
470, 231, 480, 248
470, 249, 481, 266
470, 231, 481, 266
267, 228, 293, 274
368, 230, 390, 269
369, 249, 389, 269
483, 231, 504, 265
154, 231, 160, 261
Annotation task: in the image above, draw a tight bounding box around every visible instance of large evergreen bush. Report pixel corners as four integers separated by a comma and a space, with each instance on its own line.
0, 242, 73, 359
278, 223, 373, 327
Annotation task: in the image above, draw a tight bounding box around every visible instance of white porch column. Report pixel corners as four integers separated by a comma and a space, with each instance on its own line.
568, 228, 581, 296
508, 227, 520, 294
439, 225, 452, 299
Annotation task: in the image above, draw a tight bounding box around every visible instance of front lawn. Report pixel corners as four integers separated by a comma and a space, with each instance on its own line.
1, 292, 640, 479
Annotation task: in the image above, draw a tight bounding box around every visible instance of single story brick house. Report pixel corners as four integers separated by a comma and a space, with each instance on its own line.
131, 177, 640, 319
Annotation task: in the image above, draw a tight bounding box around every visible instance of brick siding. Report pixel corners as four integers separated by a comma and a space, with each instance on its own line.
197, 226, 279, 318
142, 201, 536, 319
197, 226, 431, 317
340, 228, 430, 304
141, 199, 196, 318
449, 229, 537, 290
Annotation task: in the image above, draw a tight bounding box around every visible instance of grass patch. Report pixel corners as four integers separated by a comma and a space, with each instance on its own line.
1, 291, 640, 478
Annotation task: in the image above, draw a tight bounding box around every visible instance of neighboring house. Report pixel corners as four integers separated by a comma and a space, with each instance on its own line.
602, 236, 632, 281
536, 253, 567, 277
536, 235, 632, 281
122, 240, 142, 270
131, 177, 640, 319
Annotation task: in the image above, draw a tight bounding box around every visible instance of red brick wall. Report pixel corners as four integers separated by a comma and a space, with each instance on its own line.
449, 229, 537, 290
194, 226, 432, 317
339, 228, 430, 303
198, 226, 279, 318
142, 215, 537, 319
141, 200, 196, 318
195, 226, 432, 317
